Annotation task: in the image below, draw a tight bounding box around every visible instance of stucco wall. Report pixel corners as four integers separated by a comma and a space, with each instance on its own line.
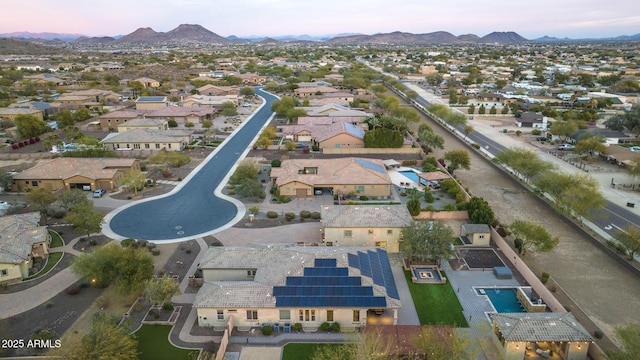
322, 147, 421, 155
324, 227, 402, 252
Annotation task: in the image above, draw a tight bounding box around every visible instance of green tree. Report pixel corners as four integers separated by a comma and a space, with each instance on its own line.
607, 323, 640, 360
144, 276, 181, 305
444, 149, 471, 174
614, 226, 640, 260
493, 147, 555, 182
25, 188, 56, 220
285, 141, 297, 151
221, 102, 237, 116
501, 105, 509, 115
509, 220, 559, 255
120, 170, 147, 195
64, 203, 104, 239
467, 104, 475, 115
229, 164, 259, 185
478, 104, 486, 114
533, 171, 605, 219
418, 124, 445, 151
406, 194, 421, 216
401, 220, 455, 265
167, 119, 178, 128
463, 125, 474, 140
184, 121, 195, 129
495, 79, 508, 90
489, 105, 497, 115
51, 110, 75, 128
575, 135, 608, 157
54, 312, 138, 360
14, 114, 48, 138
201, 119, 213, 129
467, 197, 495, 225
0, 169, 13, 191
128, 80, 144, 98
73, 107, 92, 122
56, 189, 92, 211
240, 86, 255, 97
364, 127, 404, 148
271, 96, 297, 116
285, 108, 307, 122
411, 326, 474, 360
550, 120, 578, 142
236, 179, 265, 200
71, 244, 154, 294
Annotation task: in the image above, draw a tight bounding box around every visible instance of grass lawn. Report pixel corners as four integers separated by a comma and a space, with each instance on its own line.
404, 270, 468, 327
282, 343, 343, 360
24, 252, 63, 280
134, 325, 199, 360
49, 230, 64, 247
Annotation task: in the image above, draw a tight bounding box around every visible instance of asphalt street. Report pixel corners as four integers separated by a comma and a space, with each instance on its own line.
102, 88, 278, 242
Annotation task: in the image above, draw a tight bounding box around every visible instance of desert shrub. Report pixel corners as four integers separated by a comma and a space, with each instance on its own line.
423, 205, 436, 212
531, 129, 542, 135
540, 272, 550, 284
320, 322, 331, 332
331, 322, 341, 332
137, 239, 148, 248
65, 285, 81, 295
594, 330, 603, 339
443, 204, 457, 211
147, 243, 156, 250
401, 160, 417, 166
46, 203, 68, 218
293, 323, 303, 332
456, 202, 468, 210
300, 210, 311, 218
79, 282, 90, 288
310, 212, 321, 219
267, 211, 278, 219
89, 239, 97, 246
261, 325, 273, 336
96, 296, 110, 309
121, 238, 136, 248
149, 309, 160, 319
228, 190, 235, 195
271, 159, 281, 167
424, 190, 434, 203
359, 196, 369, 201
151, 248, 160, 256
285, 212, 295, 221
162, 303, 174, 311
44, 301, 54, 308
278, 195, 291, 203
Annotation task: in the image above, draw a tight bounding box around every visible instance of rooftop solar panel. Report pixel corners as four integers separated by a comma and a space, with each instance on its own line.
314, 258, 337, 267
355, 158, 386, 174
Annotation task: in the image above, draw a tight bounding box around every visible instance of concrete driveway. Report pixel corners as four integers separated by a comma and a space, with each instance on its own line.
102, 88, 278, 242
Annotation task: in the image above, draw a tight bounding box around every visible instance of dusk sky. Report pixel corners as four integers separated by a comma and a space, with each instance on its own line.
2, 0, 639, 39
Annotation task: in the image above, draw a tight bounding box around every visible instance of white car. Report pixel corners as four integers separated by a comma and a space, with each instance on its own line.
557, 144, 575, 151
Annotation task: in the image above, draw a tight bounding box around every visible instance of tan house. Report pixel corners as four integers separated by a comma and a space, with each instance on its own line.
0, 212, 51, 284
12, 158, 140, 192
197, 84, 240, 96
0, 108, 44, 122
282, 117, 365, 149
98, 110, 146, 129
270, 158, 392, 198
194, 245, 401, 332
294, 85, 339, 98
135, 96, 168, 111
321, 205, 412, 252
116, 118, 168, 132
492, 312, 592, 360
134, 77, 160, 88
53, 94, 94, 110
100, 128, 191, 152
182, 94, 243, 108
459, 224, 491, 246
146, 107, 215, 124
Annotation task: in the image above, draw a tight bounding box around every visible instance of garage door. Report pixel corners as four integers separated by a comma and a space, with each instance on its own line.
296, 189, 307, 198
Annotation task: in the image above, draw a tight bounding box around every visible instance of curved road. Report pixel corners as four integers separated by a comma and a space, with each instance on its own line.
102, 88, 278, 242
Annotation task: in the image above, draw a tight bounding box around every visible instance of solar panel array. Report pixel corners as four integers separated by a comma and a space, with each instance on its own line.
274, 258, 387, 308
355, 158, 386, 174
347, 249, 399, 299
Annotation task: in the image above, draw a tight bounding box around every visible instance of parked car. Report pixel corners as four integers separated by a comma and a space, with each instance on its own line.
314, 189, 323, 195
536, 136, 548, 142
93, 189, 106, 198
557, 144, 575, 151
295, 142, 309, 148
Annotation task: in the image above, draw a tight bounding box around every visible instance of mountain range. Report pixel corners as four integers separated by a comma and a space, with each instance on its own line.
1, 24, 640, 45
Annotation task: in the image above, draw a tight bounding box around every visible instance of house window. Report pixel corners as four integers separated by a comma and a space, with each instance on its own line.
133, 144, 140, 149
247, 270, 256, 277
375, 241, 387, 247
246, 310, 258, 320
279, 310, 290, 320
145, 144, 150, 149
217, 310, 224, 320
479, 235, 485, 239
31, 181, 38, 187
299, 309, 315, 321
343, 230, 352, 237
327, 310, 333, 322
353, 310, 360, 322
387, 230, 393, 235
155, 144, 160, 149
168, 144, 172, 149
1, 269, 7, 277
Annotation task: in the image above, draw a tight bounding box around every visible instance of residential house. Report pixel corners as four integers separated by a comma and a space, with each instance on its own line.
8, 101, 54, 117
492, 312, 592, 360
22, 73, 67, 86
0, 212, 50, 284
135, 96, 169, 111
515, 112, 548, 129
12, 158, 140, 192
570, 129, 632, 147
182, 94, 243, 108
194, 245, 401, 331
134, 77, 160, 88
270, 158, 392, 198
100, 128, 191, 152
606, 144, 640, 166
52, 94, 94, 110
0, 108, 44, 122
283, 117, 365, 150
98, 110, 146, 129
301, 104, 370, 121
116, 118, 169, 132
146, 106, 215, 124
235, 72, 268, 85
459, 224, 491, 246
321, 205, 412, 252
294, 85, 339, 98
197, 84, 240, 96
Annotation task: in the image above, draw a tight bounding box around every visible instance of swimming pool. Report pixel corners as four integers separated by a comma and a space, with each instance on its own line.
399, 170, 427, 186
478, 288, 525, 313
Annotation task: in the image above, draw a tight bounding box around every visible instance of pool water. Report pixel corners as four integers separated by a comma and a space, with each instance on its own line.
399, 170, 427, 186
479, 288, 525, 313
